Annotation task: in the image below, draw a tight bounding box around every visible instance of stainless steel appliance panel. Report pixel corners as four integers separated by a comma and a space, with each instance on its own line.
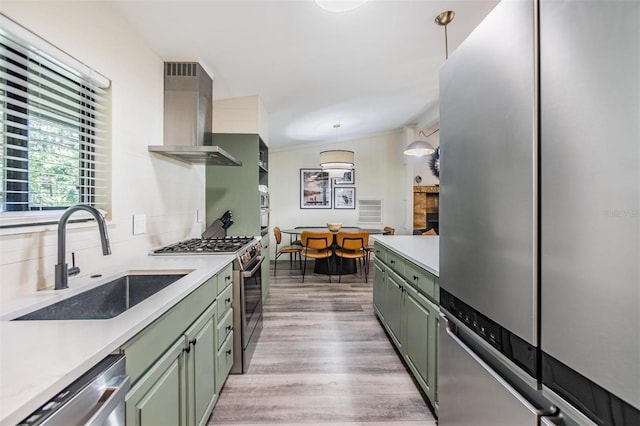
540, 0, 640, 409
439, 0, 538, 345
439, 313, 551, 425
19, 355, 129, 426
231, 255, 264, 374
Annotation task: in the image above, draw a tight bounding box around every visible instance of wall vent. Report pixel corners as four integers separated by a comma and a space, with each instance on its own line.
358, 199, 383, 224
165, 62, 198, 77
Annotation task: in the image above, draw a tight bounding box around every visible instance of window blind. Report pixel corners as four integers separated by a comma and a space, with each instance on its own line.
0, 19, 109, 214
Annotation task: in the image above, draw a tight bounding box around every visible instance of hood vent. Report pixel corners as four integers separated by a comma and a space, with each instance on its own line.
148, 62, 242, 166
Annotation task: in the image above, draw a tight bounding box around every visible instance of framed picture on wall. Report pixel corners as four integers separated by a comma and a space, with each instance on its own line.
334, 187, 355, 209
300, 168, 332, 209
333, 169, 355, 185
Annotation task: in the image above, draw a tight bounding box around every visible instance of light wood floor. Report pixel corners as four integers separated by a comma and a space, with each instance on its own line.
208, 260, 437, 425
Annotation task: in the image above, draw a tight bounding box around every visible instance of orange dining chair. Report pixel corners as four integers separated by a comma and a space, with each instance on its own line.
300, 230, 334, 283
273, 226, 303, 276
335, 230, 369, 283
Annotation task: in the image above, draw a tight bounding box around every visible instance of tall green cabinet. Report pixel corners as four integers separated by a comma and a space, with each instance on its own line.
205, 133, 270, 300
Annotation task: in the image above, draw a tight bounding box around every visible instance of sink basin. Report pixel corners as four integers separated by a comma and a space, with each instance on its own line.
13, 272, 188, 321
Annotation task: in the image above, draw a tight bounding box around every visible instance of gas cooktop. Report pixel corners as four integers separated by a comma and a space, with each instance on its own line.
151, 236, 256, 255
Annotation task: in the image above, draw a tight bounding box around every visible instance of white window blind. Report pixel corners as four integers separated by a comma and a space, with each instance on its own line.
358, 199, 382, 224
0, 18, 109, 215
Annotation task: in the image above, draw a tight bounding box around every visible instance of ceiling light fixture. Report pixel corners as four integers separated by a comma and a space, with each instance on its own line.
404, 129, 438, 157
314, 0, 369, 13
320, 124, 354, 178
404, 11, 453, 157
435, 10, 455, 59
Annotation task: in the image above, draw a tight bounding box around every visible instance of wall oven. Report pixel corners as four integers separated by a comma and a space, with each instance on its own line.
151, 235, 263, 374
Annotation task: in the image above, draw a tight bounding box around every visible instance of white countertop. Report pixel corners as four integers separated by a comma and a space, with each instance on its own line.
0, 254, 234, 426
371, 235, 439, 276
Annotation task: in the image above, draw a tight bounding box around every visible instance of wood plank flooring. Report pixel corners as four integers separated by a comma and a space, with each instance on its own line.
207, 260, 437, 425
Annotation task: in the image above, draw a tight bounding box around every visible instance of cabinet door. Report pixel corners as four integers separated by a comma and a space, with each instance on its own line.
403, 285, 439, 407
126, 337, 187, 426
185, 302, 217, 426
372, 260, 386, 319
216, 332, 234, 393
385, 269, 404, 349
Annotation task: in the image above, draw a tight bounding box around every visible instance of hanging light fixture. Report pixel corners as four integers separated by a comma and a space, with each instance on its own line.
404, 10, 454, 157
320, 124, 354, 178
435, 10, 455, 59
404, 129, 438, 157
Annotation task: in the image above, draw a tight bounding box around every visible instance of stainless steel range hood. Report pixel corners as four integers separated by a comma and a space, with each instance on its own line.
148, 62, 242, 166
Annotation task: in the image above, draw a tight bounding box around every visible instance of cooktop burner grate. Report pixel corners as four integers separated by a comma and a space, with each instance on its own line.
152, 236, 255, 254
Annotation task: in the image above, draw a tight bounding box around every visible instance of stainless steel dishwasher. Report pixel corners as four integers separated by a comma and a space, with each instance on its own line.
18, 354, 130, 426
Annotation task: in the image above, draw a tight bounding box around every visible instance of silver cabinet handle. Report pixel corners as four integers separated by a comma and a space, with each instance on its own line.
85, 375, 131, 426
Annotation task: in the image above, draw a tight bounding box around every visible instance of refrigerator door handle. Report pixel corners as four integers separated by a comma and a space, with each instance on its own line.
441, 312, 554, 418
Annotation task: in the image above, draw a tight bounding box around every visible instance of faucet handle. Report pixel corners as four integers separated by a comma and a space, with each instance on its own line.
68, 252, 80, 277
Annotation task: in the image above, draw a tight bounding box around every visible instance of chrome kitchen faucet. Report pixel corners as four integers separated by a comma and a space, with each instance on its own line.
55, 204, 111, 290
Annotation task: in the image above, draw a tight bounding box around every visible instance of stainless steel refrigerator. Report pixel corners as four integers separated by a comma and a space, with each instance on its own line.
438, 0, 639, 424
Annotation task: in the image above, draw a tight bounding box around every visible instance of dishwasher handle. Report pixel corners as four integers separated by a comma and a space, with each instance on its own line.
85, 375, 130, 426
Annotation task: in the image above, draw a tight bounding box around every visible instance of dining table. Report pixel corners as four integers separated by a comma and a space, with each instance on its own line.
280, 227, 388, 276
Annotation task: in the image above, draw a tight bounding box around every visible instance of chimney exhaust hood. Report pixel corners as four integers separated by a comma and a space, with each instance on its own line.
148, 62, 242, 166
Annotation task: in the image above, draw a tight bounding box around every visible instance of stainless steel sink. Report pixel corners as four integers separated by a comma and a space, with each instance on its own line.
13, 272, 188, 321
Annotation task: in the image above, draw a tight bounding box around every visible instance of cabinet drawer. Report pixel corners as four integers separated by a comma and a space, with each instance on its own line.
121, 274, 217, 384
217, 283, 233, 320
405, 261, 437, 302
217, 264, 233, 295
216, 332, 234, 393
373, 243, 388, 263
216, 308, 233, 350
386, 250, 406, 277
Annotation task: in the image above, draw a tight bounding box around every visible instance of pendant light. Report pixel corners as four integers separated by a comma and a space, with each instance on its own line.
435, 10, 455, 60
320, 124, 354, 178
404, 129, 438, 157
404, 10, 454, 157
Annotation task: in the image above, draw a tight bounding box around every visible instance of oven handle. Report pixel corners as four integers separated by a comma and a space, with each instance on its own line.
242, 255, 264, 278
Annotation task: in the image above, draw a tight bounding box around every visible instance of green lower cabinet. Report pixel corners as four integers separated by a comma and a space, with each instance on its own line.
403, 285, 439, 407
126, 302, 219, 426
372, 260, 386, 318
385, 268, 405, 349
126, 337, 187, 426
185, 302, 218, 426
372, 243, 439, 411
216, 332, 234, 394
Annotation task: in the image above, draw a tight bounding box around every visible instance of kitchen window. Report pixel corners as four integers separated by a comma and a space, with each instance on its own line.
0, 15, 110, 227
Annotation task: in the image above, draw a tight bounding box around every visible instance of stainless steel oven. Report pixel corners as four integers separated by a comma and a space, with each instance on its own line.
232, 252, 264, 374
151, 235, 264, 374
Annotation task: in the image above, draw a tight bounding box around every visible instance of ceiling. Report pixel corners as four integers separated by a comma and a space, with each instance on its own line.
110, 0, 499, 150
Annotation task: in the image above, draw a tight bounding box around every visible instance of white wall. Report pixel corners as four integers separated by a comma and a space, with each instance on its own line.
0, 1, 205, 301
268, 130, 411, 258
